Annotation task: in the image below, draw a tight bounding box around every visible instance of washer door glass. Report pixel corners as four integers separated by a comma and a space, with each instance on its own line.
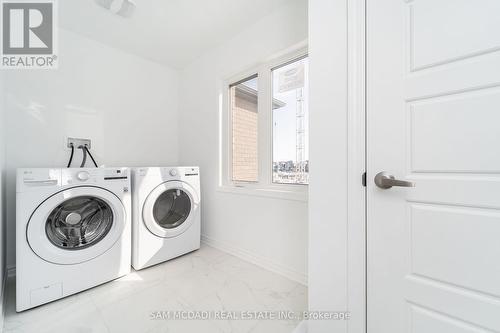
153, 189, 191, 229
27, 186, 126, 265
45, 196, 113, 250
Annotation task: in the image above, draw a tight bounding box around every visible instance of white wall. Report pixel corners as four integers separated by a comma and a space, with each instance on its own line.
178, 0, 309, 284
0, 71, 7, 331
3, 29, 180, 269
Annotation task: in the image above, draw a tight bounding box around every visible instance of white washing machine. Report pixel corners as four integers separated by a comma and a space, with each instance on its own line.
16, 168, 131, 312
131, 167, 200, 270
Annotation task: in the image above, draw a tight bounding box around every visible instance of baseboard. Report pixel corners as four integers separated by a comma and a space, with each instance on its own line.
201, 235, 307, 286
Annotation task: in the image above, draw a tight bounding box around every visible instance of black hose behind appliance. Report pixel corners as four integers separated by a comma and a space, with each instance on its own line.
67, 143, 74, 168
79, 145, 87, 168
84, 146, 99, 168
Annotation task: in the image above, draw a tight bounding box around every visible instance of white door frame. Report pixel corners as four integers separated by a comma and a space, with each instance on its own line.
347, 0, 367, 332
308, 0, 366, 331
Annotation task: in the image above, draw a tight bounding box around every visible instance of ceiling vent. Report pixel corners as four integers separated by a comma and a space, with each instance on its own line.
95, 0, 136, 18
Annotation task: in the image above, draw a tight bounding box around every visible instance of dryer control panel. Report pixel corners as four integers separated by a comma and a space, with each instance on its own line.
160, 166, 199, 178
183, 167, 199, 176
135, 167, 199, 179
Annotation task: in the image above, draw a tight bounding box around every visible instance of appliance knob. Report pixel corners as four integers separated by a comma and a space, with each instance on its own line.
77, 171, 90, 181
169, 169, 178, 177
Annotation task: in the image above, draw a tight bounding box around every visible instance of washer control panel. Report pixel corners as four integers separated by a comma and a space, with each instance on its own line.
76, 171, 90, 181
17, 168, 130, 192
62, 169, 99, 185
62, 168, 129, 185
103, 168, 129, 181
17, 169, 61, 191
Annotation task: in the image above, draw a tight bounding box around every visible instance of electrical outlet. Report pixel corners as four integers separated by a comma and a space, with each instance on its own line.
67, 137, 91, 149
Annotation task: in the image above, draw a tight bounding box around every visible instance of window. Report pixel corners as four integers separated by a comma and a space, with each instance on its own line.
222, 48, 308, 197
272, 57, 309, 184
230, 75, 259, 183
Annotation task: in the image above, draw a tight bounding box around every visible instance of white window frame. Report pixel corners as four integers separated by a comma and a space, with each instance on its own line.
219, 44, 308, 201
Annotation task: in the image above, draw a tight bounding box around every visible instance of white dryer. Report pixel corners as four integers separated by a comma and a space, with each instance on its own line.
131, 167, 200, 270
16, 168, 131, 312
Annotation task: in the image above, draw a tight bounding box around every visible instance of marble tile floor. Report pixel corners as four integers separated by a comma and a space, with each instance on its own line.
3, 245, 307, 333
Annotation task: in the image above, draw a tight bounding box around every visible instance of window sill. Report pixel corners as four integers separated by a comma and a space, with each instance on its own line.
217, 184, 308, 202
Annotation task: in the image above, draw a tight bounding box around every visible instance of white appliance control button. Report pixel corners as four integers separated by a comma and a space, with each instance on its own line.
77, 171, 90, 181
169, 169, 178, 176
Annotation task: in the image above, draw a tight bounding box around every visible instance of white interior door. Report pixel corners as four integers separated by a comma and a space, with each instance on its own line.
367, 0, 500, 332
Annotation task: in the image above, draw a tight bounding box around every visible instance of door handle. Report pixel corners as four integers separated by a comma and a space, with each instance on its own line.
374, 172, 415, 189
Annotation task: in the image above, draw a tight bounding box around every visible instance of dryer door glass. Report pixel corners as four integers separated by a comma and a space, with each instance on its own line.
46, 196, 114, 250
153, 189, 191, 229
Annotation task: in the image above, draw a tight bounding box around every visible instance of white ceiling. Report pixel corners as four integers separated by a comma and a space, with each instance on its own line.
59, 0, 292, 69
